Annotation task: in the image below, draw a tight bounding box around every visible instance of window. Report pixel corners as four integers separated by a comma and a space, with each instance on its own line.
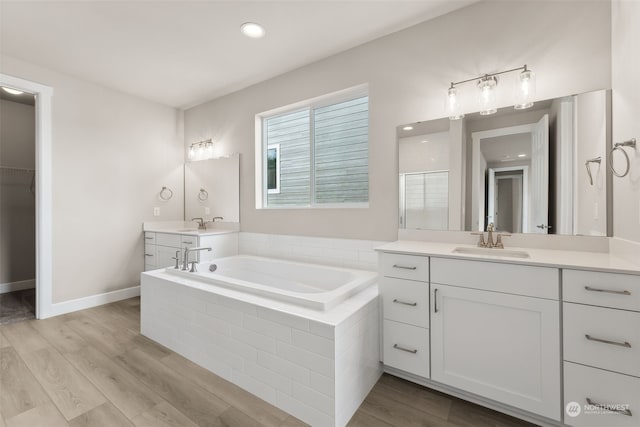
266, 144, 280, 194
257, 88, 369, 208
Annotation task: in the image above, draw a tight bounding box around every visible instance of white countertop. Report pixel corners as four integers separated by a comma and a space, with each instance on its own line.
144, 227, 237, 237
376, 240, 640, 275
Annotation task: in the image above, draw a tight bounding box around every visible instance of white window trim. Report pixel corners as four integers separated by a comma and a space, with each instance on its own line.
254, 84, 369, 210
266, 144, 280, 194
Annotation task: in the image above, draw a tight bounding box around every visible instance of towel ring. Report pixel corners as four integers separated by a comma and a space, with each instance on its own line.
609, 138, 636, 178
159, 186, 173, 201
198, 188, 209, 201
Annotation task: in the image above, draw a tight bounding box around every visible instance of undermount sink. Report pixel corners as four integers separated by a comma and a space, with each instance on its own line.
452, 247, 530, 259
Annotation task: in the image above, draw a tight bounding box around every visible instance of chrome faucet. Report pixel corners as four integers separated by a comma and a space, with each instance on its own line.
191, 217, 206, 230
182, 246, 212, 271
211, 216, 223, 222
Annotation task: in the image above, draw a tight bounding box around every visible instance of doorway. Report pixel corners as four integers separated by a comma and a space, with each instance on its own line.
0, 73, 53, 320
0, 87, 36, 323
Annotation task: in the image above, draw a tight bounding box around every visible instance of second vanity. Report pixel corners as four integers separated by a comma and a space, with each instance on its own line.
376, 240, 640, 427
143, 226, 238, 271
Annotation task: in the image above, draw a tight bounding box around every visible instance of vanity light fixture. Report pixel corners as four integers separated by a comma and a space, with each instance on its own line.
446, 64, 536, 120
2, 87, 24, 95
240, 22, 265, 38
188, 139, 214, 161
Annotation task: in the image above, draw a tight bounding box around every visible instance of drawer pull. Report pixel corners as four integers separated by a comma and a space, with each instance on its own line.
434, 288, 439, 313
144, 253, 154, 257
585, 334, 631, 348
183, 241, 194, 245
585, 286, 631, 296
393, 344, 418, 354
392, 264, 417, 270
392, 299, 417, 307
586, 398, 633, 417
145, 237, 154, 240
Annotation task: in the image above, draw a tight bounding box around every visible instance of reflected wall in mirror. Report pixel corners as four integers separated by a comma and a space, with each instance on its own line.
184, 153, 240, 223
398, 89, 612, 236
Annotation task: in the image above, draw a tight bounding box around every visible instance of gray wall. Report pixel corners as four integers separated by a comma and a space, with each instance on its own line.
184, 0, 611, 241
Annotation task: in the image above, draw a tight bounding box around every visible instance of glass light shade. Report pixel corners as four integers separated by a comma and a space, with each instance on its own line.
514, 68, 536, 110
205, 142, 214, 157
188, 146, 195, 160
477, 76, 498, 115
446, 86, 464, 120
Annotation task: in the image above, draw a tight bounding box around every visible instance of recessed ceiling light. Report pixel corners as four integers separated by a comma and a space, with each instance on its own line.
2, 87, 23, 95
421, 140, 429, 144
403, 126, 413, 131
240, 22, 265, 38
517, 153, 527, 158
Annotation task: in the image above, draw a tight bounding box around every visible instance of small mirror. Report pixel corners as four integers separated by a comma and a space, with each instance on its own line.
184, 154, 240, 223
398, 89, 612, 236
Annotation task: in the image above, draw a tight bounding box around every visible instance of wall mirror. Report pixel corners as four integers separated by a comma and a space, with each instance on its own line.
398, 89, 612, 236
184, 153, 240, 223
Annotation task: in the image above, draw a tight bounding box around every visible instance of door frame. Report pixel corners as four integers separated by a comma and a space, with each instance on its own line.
1, 73, 54, 319
471, 123, 535, 231
487, 166, 528, 232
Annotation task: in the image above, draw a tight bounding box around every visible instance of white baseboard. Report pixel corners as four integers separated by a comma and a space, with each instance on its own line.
45, 285, 140, 318
0, 279, 36, 294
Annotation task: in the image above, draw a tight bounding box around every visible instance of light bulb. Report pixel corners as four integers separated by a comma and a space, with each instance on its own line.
477, 75, 497, 115
197, 144, 204, 159
446, 86, 464, 120
188, 146, 195, 160
205, 142, 213, 157
515, 68, 536, 110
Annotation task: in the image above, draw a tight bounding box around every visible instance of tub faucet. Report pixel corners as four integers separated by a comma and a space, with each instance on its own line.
182, 246, 212, 271
191, 217, 206, 230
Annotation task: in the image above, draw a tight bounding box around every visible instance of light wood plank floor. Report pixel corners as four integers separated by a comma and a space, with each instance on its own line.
0, 298, 539, 427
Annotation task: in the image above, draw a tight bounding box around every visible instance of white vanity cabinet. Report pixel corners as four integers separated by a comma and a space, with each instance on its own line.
563, 269, 640, 427
144, 231, 238, 271
430, 258, 561, 421
378, 253, 430, 378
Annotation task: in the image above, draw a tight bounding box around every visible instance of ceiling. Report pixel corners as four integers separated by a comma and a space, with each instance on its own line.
0, 1, 475, 109
481, 133, 532, 163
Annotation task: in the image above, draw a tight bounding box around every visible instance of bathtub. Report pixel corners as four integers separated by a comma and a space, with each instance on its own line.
164, 255, 377, 310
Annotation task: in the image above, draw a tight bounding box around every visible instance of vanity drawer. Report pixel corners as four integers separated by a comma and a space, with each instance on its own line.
144, 244, 157, 267
431, 257, 559, 300
144, 232, 156, 244
563, 270, 640, 312
383, 319, 429, 378
155, 233, 181, 248
379, 252, 428, 282
380, 277, 429, 328
180, 235, 197, 249
564, 303, 640, 377
564, 362, 638, 427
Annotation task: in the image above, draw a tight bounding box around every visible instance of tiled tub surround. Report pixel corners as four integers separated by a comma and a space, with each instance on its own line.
141, 267, 381, 427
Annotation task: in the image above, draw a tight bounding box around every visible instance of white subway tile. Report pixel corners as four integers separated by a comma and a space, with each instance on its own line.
309, 371, 334, 397
292, 330, 334, 359
309, 321, 335, 340
276, 391, 334, 427
257, 351, 310, 385
243, 314, 292, 343
292, 382, 334, 415
245, 361, 292, 394
276, 342, 334, 378
205, 301, 243, 326
230, 324, 277, 354
257, 307, 309, 331
218, 296, 258, 316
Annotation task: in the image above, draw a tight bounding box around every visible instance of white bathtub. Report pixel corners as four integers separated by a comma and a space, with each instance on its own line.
164, 255, 377, 310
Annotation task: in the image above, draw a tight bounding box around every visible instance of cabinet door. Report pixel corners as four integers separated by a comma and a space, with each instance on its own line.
157, 246, 181, 268
431, 284, 561, 420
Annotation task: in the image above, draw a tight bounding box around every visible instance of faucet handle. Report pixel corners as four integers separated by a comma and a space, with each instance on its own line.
189, 261, 198, 273
172, 250, 181, 269
494, 234, 511, 249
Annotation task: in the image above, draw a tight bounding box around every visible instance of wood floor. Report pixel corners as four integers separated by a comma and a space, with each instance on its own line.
0, 297, 538, 427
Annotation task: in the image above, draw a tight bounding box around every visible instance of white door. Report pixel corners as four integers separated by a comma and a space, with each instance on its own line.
530, 114, 549, 233
431, 284, 561, 420
487, 168, 496, 227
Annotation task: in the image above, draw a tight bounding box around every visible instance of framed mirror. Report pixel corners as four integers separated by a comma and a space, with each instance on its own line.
398, 89, 612, 236
184, 153, 240, 223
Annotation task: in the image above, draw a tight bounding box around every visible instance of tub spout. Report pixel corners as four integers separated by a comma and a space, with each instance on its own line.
182, 246, 212, 271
